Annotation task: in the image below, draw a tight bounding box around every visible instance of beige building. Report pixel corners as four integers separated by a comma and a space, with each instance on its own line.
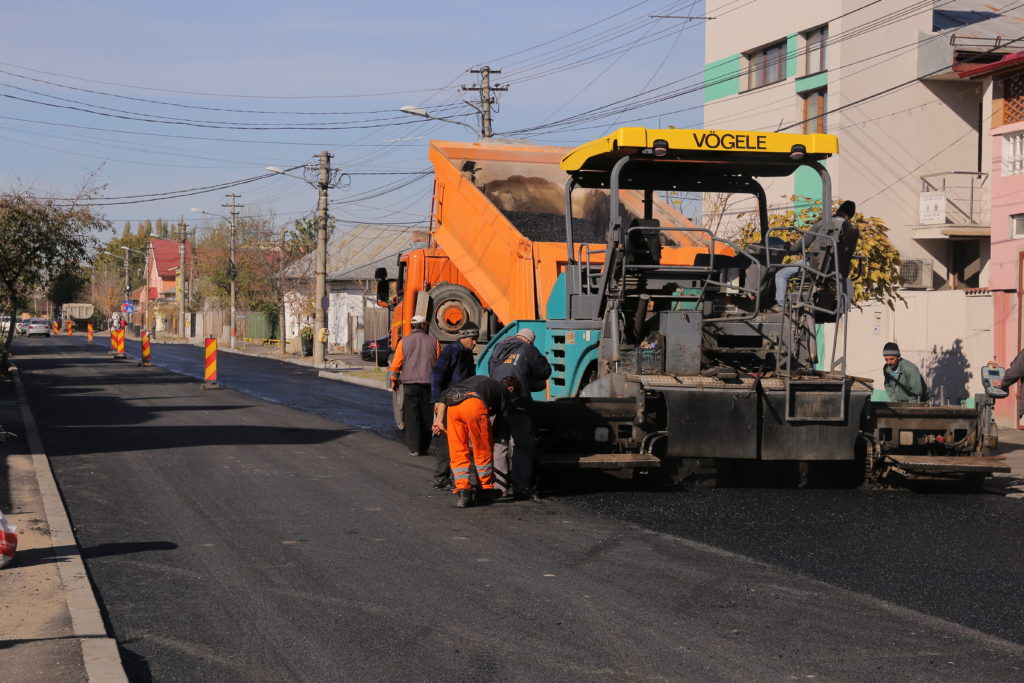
703, 0, 1020, 408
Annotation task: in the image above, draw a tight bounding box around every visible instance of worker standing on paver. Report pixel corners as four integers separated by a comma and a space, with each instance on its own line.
488, 328, 551, 498
429, 323, 480, 490
433, 374, 521, 508
389, 315, 441, 457
882, 342, 928, 403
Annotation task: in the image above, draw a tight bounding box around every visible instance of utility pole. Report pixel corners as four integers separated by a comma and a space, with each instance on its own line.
314, 150, 331, 365
122, 248, 130, 303
178, 221, 187, 338
279, 222, 287, 356
223, 193, 242, 349
462, 66, 507, 138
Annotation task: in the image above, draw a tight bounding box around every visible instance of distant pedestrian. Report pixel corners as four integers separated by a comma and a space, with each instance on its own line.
433, 374, 521, 508
488, 327, 551, 498
428, 323, 480, 490
388, 315, 441, 457
882, 342, 927, 403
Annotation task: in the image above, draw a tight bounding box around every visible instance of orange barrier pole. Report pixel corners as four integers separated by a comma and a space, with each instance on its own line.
66, 321, 73, 336
140, 330, 152, 366
53, 321, 59, 334
87, 323, 93, 344
114, 329, 127, 359
202, 337, 220, 389
109, 328, 116, 352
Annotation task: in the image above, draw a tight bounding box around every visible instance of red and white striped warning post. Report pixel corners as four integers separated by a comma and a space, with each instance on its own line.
202, 337, 220, 389
87, 323, 93, 344
113, 329, 127, 359
140, 330, 152, 366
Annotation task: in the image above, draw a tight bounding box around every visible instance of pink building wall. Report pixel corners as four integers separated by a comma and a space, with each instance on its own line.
990, 120, 1024, 424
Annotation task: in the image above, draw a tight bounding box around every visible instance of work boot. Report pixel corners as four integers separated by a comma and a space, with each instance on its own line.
456, 490, 474, 508
432, 479, 453, 491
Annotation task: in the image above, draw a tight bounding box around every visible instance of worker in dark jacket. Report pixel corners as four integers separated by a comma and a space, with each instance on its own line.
487, 327, 552, 498
882, 341, 927, 402
433, 374, 521, 508
774, 200, 860, 311
1000, 348, 1024, 418
389, 315, 441, 457
428, 323, 480, 490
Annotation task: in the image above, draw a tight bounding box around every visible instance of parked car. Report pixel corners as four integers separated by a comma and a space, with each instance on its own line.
14, 320, 29, 335
360, 335, 391, 366
26, 319, 51, 337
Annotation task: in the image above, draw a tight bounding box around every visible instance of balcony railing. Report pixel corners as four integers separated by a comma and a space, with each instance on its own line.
919, 171, 989, 228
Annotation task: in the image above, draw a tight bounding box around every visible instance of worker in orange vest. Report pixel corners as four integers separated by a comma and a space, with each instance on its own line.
433, 374, 521, 508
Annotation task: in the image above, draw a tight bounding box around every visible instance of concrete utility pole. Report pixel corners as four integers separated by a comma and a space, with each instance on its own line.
314, 150, 331, 365
223, 193, 242, 349
178, 222, 188, 338
462, 66, 508, 138
279, 222, 287, 356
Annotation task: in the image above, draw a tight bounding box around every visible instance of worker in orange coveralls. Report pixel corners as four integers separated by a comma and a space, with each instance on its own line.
432, 374, 521, 509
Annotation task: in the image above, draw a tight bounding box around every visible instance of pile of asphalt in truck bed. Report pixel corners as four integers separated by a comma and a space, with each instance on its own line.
502, 210, 605, 244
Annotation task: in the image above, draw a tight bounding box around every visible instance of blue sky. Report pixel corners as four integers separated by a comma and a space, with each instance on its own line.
0, 1, 707, 237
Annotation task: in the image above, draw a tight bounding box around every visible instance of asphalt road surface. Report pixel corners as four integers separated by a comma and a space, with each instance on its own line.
14, 335, 1024, 681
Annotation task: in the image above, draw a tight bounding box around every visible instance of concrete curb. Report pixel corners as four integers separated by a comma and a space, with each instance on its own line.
316, 370, 389, 390
12, 368, 127, 682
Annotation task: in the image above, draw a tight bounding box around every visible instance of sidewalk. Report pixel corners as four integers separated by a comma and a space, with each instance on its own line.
0, 371, 126, 682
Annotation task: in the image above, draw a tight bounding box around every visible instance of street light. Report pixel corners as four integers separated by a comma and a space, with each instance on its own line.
191, 206, 238, 349
399, 105, 480, 137
266, 153, 339, 366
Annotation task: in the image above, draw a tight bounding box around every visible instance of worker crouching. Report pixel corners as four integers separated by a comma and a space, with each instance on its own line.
433, 374, 522, 508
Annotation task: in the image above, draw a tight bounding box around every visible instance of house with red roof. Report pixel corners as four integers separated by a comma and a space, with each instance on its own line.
134, 237, 193, 332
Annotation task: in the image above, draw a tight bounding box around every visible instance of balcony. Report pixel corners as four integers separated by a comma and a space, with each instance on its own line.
913, 171, 990, 239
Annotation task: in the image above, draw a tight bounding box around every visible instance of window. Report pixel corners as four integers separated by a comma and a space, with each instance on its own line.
804, 26, 828, 74
747, 41, 787, 90
1012, 213, 1024, 239
1003, 73, 1024, 126
802, 89, 827, 134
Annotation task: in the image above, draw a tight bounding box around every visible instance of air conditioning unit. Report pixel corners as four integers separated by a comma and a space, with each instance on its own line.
900, 259, 933, 290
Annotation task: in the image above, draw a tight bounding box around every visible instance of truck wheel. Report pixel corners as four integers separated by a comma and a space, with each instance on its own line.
427, 283, 484, 342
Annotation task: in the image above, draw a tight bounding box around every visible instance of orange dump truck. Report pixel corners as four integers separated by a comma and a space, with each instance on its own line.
379, 138, 704, 398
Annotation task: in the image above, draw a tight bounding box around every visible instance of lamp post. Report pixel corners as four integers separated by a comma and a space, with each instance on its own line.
192, 204, 238, 349
267, 155, 340, 366
398, 105, 481, 138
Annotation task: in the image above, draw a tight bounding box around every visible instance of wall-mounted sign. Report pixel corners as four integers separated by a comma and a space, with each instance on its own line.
919, 191, 946, 225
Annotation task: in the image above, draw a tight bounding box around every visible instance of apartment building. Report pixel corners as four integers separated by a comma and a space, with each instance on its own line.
703, 0, 1019, 414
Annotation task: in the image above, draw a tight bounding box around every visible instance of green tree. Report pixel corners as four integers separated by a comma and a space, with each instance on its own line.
738, 197, 904, 310
0, 192, 107, 370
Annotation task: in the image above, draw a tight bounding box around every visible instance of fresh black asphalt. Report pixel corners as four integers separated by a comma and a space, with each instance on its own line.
14, 335, 1024, 681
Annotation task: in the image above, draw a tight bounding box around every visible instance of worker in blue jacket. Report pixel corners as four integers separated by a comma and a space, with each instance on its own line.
429, 323, 480, 490
488, 327, 551, 499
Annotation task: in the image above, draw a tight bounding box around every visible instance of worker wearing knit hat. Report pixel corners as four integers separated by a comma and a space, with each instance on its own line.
488, 327, 551, 499
882, 341, 927, 402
